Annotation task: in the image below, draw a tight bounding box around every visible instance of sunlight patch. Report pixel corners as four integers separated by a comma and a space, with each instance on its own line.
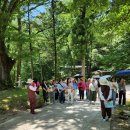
91, 127, 97, 130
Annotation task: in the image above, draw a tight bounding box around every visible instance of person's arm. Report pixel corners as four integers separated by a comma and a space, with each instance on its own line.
115, 82, 119, 91
42, 84, 47, 92
99, 87, 105, 101
107, 88, 112, 101
89, 83, 92, 90
70, 83, 74, 90
29, 85, 37, 91
81, 82, 85, 90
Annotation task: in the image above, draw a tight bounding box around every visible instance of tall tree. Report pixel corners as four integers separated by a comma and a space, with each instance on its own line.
16, 14, 22, 81
51, 0, 57, 80
28, 1, 34, 79
0, 0, 24, 89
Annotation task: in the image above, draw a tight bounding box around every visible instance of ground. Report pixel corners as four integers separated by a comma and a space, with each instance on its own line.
0, 85, 130, 130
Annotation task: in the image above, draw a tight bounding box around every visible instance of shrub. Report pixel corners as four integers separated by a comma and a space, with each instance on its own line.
0, 88, 44, 114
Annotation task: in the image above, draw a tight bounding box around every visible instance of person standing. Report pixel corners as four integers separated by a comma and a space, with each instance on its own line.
89, 79, 97, 104
66, 78, 74, 104
33, 78, 41, 95
27, 79, 37, 114
72, 78, 78, 101
57, 79, 66, 104
41, 80, 48, 105
111, 78, 118, 107
78, 78, 85, 100
86, 78, 91, 100
48, 80, 55, 104
99, 78, 112, 121
118, 78, 126, 106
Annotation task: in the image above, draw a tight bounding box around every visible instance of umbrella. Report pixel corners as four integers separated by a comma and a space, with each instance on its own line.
74, 74, 83, 79
92, 75, 100, 80
100, 75, 112, 81
115, 70, 130, 76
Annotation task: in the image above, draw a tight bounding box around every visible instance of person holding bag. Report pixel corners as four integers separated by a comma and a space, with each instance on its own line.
99, 78, 112, 121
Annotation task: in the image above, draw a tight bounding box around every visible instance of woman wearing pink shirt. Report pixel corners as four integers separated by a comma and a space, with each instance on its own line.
78, 78, 85, 100
86, 78, 91, 100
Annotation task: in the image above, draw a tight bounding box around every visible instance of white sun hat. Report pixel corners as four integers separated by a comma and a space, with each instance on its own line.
26, 79, 33, 84
99, 77, 110, 86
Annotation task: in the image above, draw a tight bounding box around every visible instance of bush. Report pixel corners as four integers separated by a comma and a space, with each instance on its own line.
0, 88, 44, 114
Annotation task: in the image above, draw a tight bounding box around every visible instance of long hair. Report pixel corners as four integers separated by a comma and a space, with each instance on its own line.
67, 78, 70, 86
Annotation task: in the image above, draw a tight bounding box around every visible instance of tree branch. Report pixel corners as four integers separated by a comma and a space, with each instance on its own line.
1, 0, 8, 12
23, 1, 49, 14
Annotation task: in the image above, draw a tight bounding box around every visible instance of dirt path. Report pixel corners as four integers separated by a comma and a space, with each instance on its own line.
0, 100, 110, 130
0, 85, 130, 130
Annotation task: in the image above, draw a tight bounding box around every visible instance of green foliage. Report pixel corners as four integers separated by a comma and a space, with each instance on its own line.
1, 0, 130, 88
0, 88, 43, 113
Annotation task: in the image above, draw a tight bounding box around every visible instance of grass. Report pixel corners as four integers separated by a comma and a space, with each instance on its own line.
126, 101, 130, 110
0, 88, 44, 114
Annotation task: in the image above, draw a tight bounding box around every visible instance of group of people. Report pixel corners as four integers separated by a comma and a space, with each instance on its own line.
26, 76, 127, 122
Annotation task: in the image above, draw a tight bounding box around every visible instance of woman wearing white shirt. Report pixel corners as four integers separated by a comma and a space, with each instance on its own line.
66, 78, 74, 104
89, 79, 97, 104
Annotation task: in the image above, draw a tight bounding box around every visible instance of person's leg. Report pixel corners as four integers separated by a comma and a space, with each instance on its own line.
74, 89, 77, 100
80, 90, 84, 100
43, 91, 47, 104
55, 90, 59, 101
79, 89, 81, 100
93, 91, 97, 103
101, 100, 106, 120
59, 92, 62, 103
62, 91, 65, 103
29, 98, 33, 113
48, 92, 50, 103
60, 91, 63, 103
67, 89, 71, 103
119, 91, 123, 105
123, 92, 126, 105
30, 97, 36, 114
50, 92, 53, 103
112, 91, 116, 106
70, 91, 74, 104
53, 92, 55, 103
89, 91, 92, 103
86, 90, 88, 99
106, 108, 112, 121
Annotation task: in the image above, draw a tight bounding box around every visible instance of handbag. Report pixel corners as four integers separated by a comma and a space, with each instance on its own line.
104, 100, 114, 108
65, 89, 68, 94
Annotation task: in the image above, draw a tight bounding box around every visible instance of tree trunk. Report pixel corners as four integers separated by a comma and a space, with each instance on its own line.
28, 2, 34, 79
16, 16, 22, 81
80, 5, 87, 81
0, 0, 24, 90
52, 0, 57, 80
0, 39, 15, 90
81, 46, 86, 80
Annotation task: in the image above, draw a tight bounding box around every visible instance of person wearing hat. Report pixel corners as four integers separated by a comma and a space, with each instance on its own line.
99, 78, 112, 121
27, 79, 37, 114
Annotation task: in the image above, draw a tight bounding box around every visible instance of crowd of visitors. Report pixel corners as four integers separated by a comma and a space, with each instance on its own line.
26, 76, 127, 122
